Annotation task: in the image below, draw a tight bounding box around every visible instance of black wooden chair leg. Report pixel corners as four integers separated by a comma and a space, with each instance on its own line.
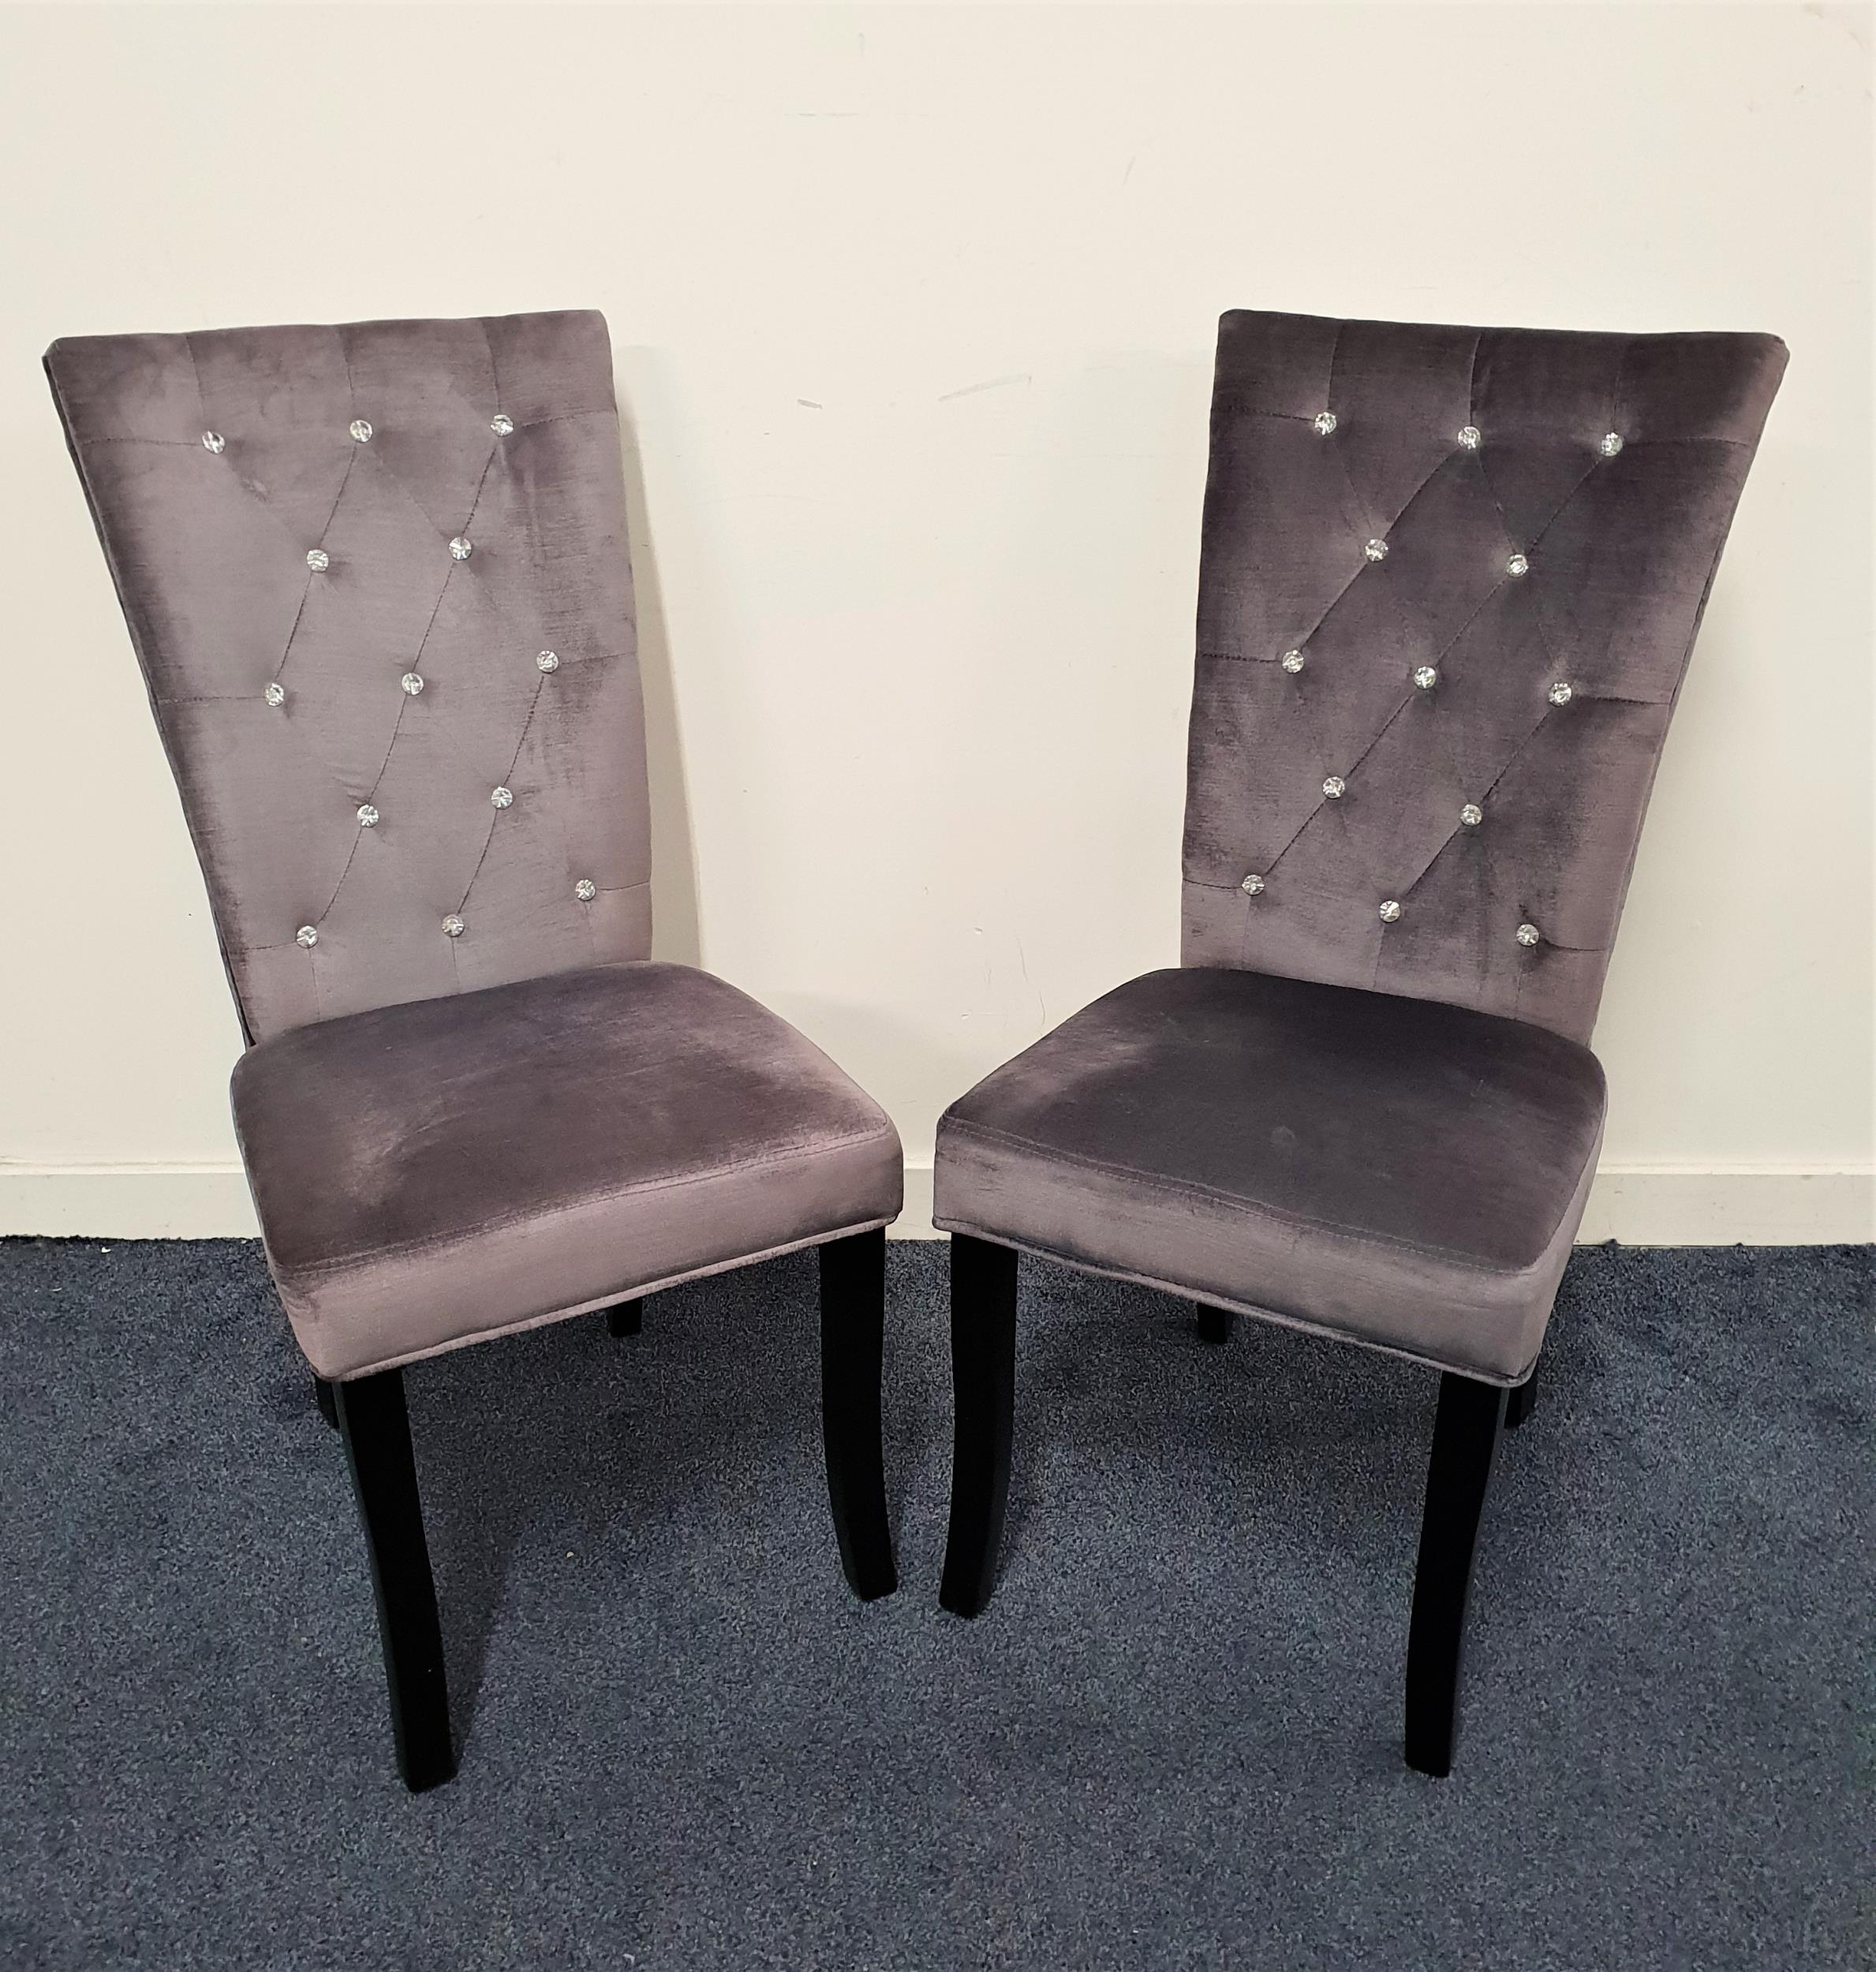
604, 1298, 643, 1339
313, 1374, 338, 1429
1403, 1371, 1507, 1777
1504, 1361, 1538, 1430
939, 1233, 1019, 1617
333, 1369, 456, 1793
1195, 1304, 1237, 1345
818, 1228, 897, 1601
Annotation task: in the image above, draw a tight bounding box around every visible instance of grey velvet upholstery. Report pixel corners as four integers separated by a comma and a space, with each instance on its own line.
47, 312, 652, 1040
231, 962, 902, 1380
935, 308, 1784, 1379
48, 312, 902, 1380
1183, 311, 1787, 1043
936, 968, 1602, 1382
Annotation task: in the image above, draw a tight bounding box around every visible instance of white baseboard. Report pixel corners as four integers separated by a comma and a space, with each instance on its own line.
0, 1160, 1869, 1246
0, 1163, 262, 1238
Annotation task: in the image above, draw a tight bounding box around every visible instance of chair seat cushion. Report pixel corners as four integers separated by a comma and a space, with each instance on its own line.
232, 962, 902, 1379
932, 968, 1605, 1382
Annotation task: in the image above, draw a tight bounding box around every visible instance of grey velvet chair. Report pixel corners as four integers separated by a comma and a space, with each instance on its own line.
46, 309, 902, 1791
933, 308, 1784, 1775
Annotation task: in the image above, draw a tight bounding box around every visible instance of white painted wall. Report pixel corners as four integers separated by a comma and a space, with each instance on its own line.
2, 2, 1870, 1241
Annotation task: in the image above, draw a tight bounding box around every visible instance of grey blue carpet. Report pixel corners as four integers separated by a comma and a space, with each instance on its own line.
1, 1237, 1869, 1971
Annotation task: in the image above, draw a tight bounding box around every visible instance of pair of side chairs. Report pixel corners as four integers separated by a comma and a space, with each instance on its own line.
46, 308, 1784, 1792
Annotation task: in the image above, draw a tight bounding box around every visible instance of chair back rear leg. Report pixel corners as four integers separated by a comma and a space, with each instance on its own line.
818, 1228, 898, 1600
1404, 1371, 1508, 1776
1504, 1359, 1538, 1429
312, 1375, 338, 1429
939, 1234, 1019, 1617
1194, 1304, 1237, 1345
604, 1298, 644, 1338
334, 1369, 457, 1792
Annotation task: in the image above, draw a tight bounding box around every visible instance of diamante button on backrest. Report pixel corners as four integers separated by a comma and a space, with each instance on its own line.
263, 682, 286, 708
1280, 648, 1304, 674
536, 650, 559, 673
1364, 539, 1388, 563
400, 672, 424, 697
306, 549, 329, 573
1547, 680, 1573, 707
1459, 803, 1483, 827
1240, 872, 1265, 896
349, 419, 373, 443
357, 805, 379, 828
491, 414, 514, 436
295, 924, 318, 949
201, 431, 225, 454
449, 536, 473, 562
1313, 411, 1337, 436
1322, 775, 1346, 800
1516, 922, 1542, 947
1379, 899, 1401, 923
1600, 431, 1624, 458
1506, 551, 1530, 578
491, 786, 514, 809
575, 879, 597, 902
1413, 665, 1437, 691
443, 915, 465, 939
1457, 425, 1481, 450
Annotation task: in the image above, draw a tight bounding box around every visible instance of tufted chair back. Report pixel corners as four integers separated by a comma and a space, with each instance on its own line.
1181, 309, 1784, 1044
47, 310, 652, 1043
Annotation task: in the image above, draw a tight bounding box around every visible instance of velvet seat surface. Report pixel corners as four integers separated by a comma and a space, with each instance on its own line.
936, 967, 1603, 1382
935, 308, 1784, 1380
233, 961, 902, 1380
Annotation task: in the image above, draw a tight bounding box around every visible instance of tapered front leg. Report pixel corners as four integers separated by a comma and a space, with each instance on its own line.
1403, 1371, 1507, 1777
334, 1369, 456, 1792
1504, 1360, 1538, 1430
818, 1229, 897, 1600
604, 1299, 643, 1338
312, 1375, 338, 1429
940, 1234, 1019, 1617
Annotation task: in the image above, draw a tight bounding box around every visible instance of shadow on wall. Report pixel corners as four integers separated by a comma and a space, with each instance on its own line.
614, 345, 702, 971
916, 348, 1209, 1070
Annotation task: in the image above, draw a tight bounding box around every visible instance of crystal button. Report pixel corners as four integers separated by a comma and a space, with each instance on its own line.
1322, 775, 1347, 800
263, 682, 286, 708
575, 879, 597, 902
491, 786, 514, 809
1516, 922, 1542, 948
1457, 425, 1482, 450
1547, 680, 1573, 707
1240, 872, 1265, 896
536, 650, 559, 673
1378, 899, 1402, 923
491, 414, 514, 436
1506, 551, 1530, 578
1313, 411, 1337, 436
400, 673, 424, 697
449, 536, 473, 562
306, 549, 329, 573
295, 924, 318, 949
1280, 648, 1305, 674
357, 805, 379, 828
1459, 802, 1483, 827
443, 915, 465, 939
349, 419, 373, 443
1600, 431, 1624, 458
201, 431, 226, 454
1364, 539, 1388, 563
1413, 665, 1438, 691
